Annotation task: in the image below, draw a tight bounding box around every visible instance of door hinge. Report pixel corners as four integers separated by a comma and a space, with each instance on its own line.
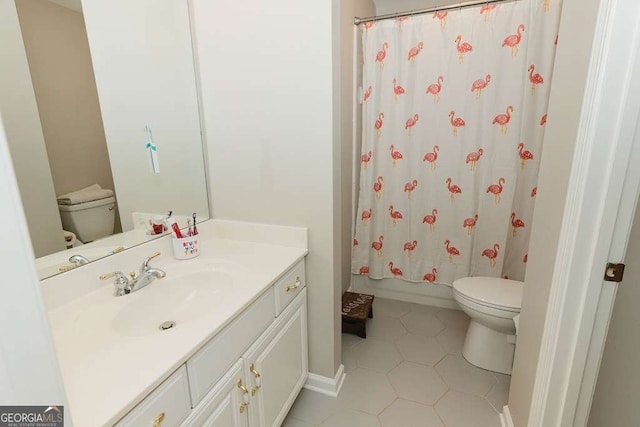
604, 263, 625, 282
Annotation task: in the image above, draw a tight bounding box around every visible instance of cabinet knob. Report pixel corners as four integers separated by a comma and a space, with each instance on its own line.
250, 364, 262, 395
286, 277, 302, 292
237, 379, 250, 404
153, 412, 165, 427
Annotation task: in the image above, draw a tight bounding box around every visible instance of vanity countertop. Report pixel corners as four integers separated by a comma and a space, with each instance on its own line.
42, 220, 307, 426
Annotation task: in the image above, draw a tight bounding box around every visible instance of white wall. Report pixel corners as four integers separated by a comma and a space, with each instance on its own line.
0, 0, 65, 258
82, 0, 209, 230
374, 0, 456, 14
0, 117, 69, 423
191, 0, 340, 379
507, 0, 602, 424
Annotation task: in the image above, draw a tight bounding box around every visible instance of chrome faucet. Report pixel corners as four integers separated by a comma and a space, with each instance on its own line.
99, 252, 166, 297
69, 254, 90, 266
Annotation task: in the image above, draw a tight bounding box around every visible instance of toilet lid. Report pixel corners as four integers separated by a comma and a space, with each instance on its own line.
453, 277, 523, 310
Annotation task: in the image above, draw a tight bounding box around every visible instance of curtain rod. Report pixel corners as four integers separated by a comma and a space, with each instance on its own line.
354, 0, 516, 25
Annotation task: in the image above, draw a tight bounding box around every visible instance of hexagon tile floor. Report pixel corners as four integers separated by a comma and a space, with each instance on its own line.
283, 297, 509, 427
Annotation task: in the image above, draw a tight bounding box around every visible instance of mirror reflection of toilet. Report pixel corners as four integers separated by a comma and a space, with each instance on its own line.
452, 277, 524, 375
56, 185, 116, 244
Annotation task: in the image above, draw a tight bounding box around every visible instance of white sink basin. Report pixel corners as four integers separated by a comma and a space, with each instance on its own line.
111, 268, 235, 337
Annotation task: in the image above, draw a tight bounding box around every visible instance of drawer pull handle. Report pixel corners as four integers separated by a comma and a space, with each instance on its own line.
237, 379, 250, 404
153, 412, 165, 427
250, 364, 262, 395
286, 277, 302, 292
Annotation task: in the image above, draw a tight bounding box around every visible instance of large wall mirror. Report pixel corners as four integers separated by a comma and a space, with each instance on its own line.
0, 0, 209, 279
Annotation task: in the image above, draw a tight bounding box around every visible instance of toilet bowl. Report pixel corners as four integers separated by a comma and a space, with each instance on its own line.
58, 197, 116, 243
452, 277, 523, 375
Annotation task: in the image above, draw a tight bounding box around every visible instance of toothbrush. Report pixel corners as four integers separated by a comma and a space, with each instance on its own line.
187, 218, 193, 237
192, 213, 198, 236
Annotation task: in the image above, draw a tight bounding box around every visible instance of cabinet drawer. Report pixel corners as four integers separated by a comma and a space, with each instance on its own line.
274, 260, 306, 316
117, 365, 190, 427
187, 288, 275, 405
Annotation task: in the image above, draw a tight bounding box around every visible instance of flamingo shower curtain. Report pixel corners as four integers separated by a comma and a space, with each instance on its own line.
352, 0, 562, 285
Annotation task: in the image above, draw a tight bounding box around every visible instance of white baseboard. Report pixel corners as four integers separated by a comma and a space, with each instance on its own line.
303, 364, 346, 397
500, 405, 514, 427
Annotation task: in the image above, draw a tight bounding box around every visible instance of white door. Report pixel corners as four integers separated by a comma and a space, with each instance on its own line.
182, 360, 249, 427
587, 197, 640, 426
244, 292, 308, 427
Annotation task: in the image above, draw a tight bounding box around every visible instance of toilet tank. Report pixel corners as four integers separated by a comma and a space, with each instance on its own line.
58, 197, 116, 243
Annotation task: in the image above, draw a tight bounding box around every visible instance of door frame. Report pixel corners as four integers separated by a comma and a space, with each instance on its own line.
525, 0, 640, 425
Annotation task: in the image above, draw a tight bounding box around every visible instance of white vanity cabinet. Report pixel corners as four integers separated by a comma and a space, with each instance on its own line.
176, 261, 308, 427
242, 290, 308, 427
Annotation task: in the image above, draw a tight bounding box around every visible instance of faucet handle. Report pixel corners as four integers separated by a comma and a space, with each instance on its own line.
99, 271, 129, 284
100, 271, 131, 296
141, 252, 161, 271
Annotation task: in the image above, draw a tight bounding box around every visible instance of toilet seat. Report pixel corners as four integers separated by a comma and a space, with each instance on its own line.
453, 277, 523, 312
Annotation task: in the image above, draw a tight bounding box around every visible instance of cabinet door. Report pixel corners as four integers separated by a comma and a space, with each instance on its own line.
244, 290, 308, 427
182, 360, 249, 427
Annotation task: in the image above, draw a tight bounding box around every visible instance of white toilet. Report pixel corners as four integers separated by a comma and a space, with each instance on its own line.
452, 277, 523, 375
58, 197, 116, 243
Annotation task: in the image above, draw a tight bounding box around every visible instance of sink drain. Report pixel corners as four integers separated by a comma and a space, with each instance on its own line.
159, 321, 176, 331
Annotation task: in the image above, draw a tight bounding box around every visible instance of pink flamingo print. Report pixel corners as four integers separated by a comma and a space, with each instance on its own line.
403, 240, 418, 258
376, 42, 389, 68
487, 177, 506, 204
363, 85, 372, 102
423, 209, 438, 232
463, 214, 479, 235
455, 35, 473, 64
423, 268, 438, 283
528, 64, 544, 95
405, 114, 419, 134
426, 76, 444, 103
373, 176, 383, 199
433, 11, 448, 28
449, 111, 466, 136
540, 113, 547, 126
404, 179, 418, 199
364, 21, 374, 30
371, 236, 384, 257
375, 112, 385, 137
493, 105, 513, 135
423, 145, 439, 170
503, 24, 525, 57
465, 148, 484, 171
482, 243, 500, 267
471, 74, 491, 99
446, 177, 462, 202
361, 151, 372, 169
531, 186, 537, 197
393, 78, 405, 103
361, 208, 372, 224
408, 42, 424, 61
511, 212, 526, 236
480, 4, 497, 22
517, 142, 534, 169
359, 266, 369, 275
390, 144, 403, 167
444, 240, 460, 264
388, 262, 403, 277
388, 205, 403, 225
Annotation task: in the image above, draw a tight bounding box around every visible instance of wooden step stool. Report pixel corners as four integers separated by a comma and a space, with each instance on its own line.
341, 291, 374, 338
